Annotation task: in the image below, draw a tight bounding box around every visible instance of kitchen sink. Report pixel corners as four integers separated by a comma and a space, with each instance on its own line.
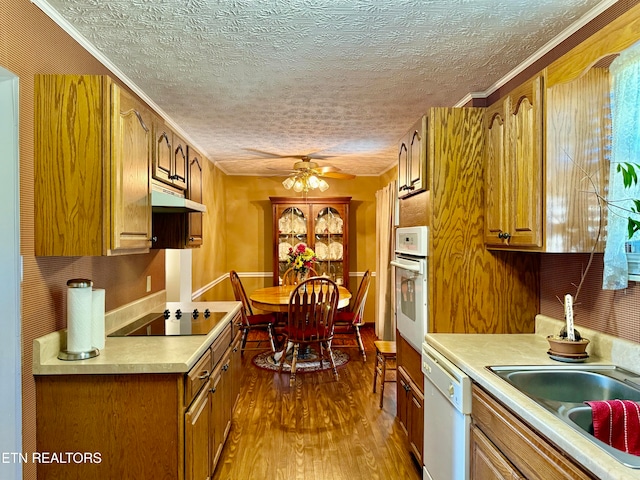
489, 365, 640, 468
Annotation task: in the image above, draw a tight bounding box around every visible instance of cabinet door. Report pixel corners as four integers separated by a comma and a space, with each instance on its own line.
408, 115, 428, 194
398, 136, 410, 198
408, 386, 424, 463
505, 76, 543, 247
153, 117, 173, 186
110, 84, 152, 254
185, 379, 212, 480
397, 367, 410, 434
210, 351, 232, 473
187, 147, 204, 247
230, 331, 243, 412
273, 203, 311, 285
484, 101, 509, 246
310, 201, 349, 288
172, 133, 188, 191
470, 425, 524, 480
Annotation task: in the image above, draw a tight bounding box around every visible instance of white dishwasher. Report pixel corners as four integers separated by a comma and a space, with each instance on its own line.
421, 343, 472, 480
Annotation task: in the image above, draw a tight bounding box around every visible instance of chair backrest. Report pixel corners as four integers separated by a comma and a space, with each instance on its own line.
287, 277, 339, 343
282, 266, 318, 286
351, 270, 372, 325
229, 270, 254, 323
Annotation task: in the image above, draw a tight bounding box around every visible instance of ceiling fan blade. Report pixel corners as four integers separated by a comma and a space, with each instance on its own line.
244, 148, 289, 158
320, 171, 356, 180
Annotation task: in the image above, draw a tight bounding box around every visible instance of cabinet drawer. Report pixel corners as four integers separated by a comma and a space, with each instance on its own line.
472, 385, 595, 480
212, 322, 232, 366
185, 349, 212, 406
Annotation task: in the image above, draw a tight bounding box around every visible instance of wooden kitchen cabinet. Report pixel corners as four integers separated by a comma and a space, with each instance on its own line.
397, 115, 428, 199
35, 75, 152, 256
152, 116, 187, 191
470, 424, 525, 480
270, 196, 351, 288
186, 146, 204, 247
484, 75, 543, 248
397, 366, 424, 463
471, 384, 596, 480
35, 317, 241, 480
151, 147, 205, 249
185, 378, 212, 480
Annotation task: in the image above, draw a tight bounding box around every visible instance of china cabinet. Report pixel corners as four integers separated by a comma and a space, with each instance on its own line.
35, 74, 152, 256
270, 197, 351, 288
397, 115, 428, 199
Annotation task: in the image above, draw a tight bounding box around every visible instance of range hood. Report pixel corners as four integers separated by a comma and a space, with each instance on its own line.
151, 185, 207, 213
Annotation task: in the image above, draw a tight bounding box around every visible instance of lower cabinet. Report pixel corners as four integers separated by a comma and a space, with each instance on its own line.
35, 320, 241, 480
471, 384, 596, 480
397, 366, 424, 463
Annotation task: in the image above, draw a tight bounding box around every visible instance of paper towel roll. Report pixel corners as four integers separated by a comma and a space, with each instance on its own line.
67, 279, 93, 353
92, 288, 105, 349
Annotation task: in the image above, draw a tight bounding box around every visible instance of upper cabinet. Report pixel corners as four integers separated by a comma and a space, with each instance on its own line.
270, 196, 350, 289
398, 115, 428, 199
186, 146, 204, 247
152, 117, 187, 191
484, 75, 543, 248
484, 4, 640, 252
35, 75, 152, 256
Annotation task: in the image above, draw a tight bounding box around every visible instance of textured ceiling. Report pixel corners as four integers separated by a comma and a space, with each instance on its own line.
38, 0, 608, 177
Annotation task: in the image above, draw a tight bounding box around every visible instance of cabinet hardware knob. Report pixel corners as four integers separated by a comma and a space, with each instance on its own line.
198, 370, 210, 380
189, 237, 195, 242
403, 384, 411, 392
498, 232, 511, 240
210, 387, 216, 394
151, 236, 158, 242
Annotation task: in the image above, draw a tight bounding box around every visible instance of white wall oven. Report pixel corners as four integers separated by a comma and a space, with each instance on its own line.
391, 226, 428, 352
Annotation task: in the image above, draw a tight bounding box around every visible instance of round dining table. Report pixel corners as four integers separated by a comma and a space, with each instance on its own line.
249, 284, 352, 313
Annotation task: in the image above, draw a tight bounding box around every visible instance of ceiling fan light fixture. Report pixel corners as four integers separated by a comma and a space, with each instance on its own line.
307, 174, 320, 189
318, 179, 329, 192
293, 179, 305, 192
282, 177, 295, 190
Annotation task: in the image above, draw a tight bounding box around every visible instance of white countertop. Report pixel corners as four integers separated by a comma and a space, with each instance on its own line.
426, 315, 640, 480
33, 301, 241, 375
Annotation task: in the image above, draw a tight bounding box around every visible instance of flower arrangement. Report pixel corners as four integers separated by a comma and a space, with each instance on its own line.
287, 243, 317, 276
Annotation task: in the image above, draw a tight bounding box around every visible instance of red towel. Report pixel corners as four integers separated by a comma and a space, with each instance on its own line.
585, 400, 640, 456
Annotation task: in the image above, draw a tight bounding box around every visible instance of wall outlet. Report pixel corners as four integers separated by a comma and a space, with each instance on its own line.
146, 275, 152, 292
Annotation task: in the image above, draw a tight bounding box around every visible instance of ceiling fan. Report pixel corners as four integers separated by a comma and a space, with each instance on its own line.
247, 149, 356, 192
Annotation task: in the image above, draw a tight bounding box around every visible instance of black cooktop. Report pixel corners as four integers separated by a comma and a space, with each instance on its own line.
108, 308, 228, 337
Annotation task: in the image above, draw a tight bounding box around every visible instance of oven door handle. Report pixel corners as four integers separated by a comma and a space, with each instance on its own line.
390, 260, 422, 273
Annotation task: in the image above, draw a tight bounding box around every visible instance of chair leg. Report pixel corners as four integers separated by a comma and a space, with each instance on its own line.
379, 356, 387, 409
354, 325, 366, 362
277, 342, 289, 373
240, 327, 249, 356
289, 343, 300, 386
325, 342, 339, 381
267, 324, 276, 352
373, 352, 380, 393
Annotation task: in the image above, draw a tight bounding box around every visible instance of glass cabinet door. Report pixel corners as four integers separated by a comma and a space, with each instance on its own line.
276, 206, 309, 284
312, 206, 345, 286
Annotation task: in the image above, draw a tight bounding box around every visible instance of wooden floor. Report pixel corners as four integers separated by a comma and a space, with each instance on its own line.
213, 327, 423, 480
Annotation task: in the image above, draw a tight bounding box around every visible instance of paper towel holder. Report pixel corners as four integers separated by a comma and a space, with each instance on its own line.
58, 278, 100, 361
58, 348, 99, 361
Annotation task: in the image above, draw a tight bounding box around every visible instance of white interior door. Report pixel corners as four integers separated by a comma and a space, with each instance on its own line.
0, 67, 22, 480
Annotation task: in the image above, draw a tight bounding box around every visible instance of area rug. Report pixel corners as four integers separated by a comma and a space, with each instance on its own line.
252, 347, 350, 373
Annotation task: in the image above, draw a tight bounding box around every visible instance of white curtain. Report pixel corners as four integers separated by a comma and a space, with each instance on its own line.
603, 40, 640, 290
375, 181, 396, 340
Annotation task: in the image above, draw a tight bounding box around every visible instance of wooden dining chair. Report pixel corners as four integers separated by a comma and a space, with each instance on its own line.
278, 277, 340, 386
333, 269, 371, 361
229, 270, 277, 354
281, 266, 318, 286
